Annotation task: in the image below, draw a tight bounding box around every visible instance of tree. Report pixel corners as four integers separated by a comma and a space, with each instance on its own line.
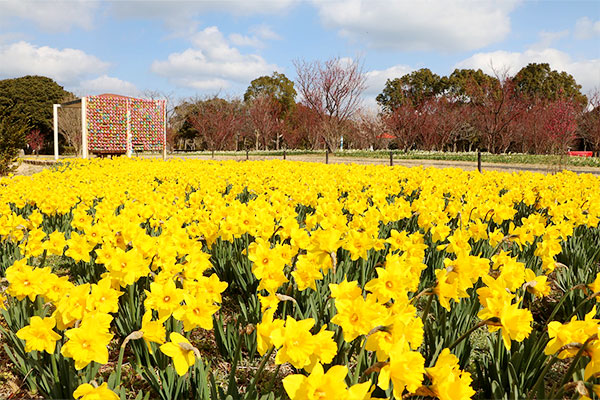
244, 72, 296, 115
383, 104, 421, 151
0, 102, 28, 175
417, 98, 465, 151
514, 63, 587, 106
170, 100, 200, 149
294, 56, 367, 151
247, 95, 284, 150
445, 69, 497, 101
0, 76, 72, 151
353, 110, 388, 150
462, 72, 525, 153
26, 129, 44, 155
188, 97, 245, 151
376, 68, 444, 111
58, 106, 83, 155
542, 97, 579, 154
579, 90, 600, 155
284, 104, 321, 149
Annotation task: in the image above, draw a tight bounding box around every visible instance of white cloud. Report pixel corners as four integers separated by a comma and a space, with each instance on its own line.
311, 0, 519, 51
109, 0, 295, 33
455, 48, 600, 93
151, 26, 279, 91
229, 33, 264, 48
249, 24, 282, 41
76, 75, 141, 97
530, 30, 569, 50
110, 0, 295, 18
0, 1, 295, 34
574, 17, 600, 40
364, 64, 414, 96
228, 25, 282, 48
0, 0, 98, 32
361, 64, 415, 110
0, 41, 109, 86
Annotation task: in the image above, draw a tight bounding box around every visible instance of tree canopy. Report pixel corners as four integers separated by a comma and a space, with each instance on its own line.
0, 75, 73, 137
0, 102, 29, 175
377, 65, 587, 111
376, 68, 444, 110
444, 69, 499, 100
244, 72, 297, 114
513, 63, 587, 106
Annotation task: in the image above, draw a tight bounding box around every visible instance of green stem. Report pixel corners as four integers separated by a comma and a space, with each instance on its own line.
526, 355, 558, 400
114, 335, 132, 390
50, 353, 59, 383
244, 346, 275, 399
352, 338, 369, 384
420, 291, 434, 323
543, 285, 586, 328
226, 331, 244, 396
565, 292, 600, 321
39, 249, 47, 268
266, 364, 281, 394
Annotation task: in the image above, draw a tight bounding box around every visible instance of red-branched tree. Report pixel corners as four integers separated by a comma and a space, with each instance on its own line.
383, 103, 421, 151
463, 74, 525, 153
417, 98, 465, 151
188, 98, 245, 151
284, 104, 321, 149
294, 57, 367, 151
247, 95, 284, 150
541, 97, 580, 154
26, 128, 44, 155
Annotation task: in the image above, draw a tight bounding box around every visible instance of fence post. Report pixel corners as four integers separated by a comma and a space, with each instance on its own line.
390, 151, 393, 166
477, 150, 482, 172
283, 150, 286, 160
212, 150, 214, 159
246, 150, 249, 161
326, 150, 329, 164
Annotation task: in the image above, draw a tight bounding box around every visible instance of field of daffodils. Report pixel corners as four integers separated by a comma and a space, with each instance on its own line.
1, 158, 600, 400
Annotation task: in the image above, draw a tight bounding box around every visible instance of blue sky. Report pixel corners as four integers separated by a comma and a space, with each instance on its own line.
0, 0, 598, 108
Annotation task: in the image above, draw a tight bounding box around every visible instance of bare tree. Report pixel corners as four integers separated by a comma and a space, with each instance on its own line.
383, 103, 421, 151
58, 104, 82, 156
188, 97, 245, 151
294, 56, 367, 151
579, 89, 600, 155
284, 104, 321, 149
353, 110, 388, 149
463, 70, 525, 153
247, 95, 284, 150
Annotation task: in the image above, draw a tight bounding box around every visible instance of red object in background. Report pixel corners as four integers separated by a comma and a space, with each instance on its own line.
376, 133, 395, 139
568, 151, 593, 157
26, 128, 44, 154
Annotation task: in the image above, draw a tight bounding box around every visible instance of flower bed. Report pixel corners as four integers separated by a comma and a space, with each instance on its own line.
1, 158, 600, 399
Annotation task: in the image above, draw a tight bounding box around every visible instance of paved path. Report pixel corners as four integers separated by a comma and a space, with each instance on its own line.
168, 153, 600, 175
17, 154, 600, 175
